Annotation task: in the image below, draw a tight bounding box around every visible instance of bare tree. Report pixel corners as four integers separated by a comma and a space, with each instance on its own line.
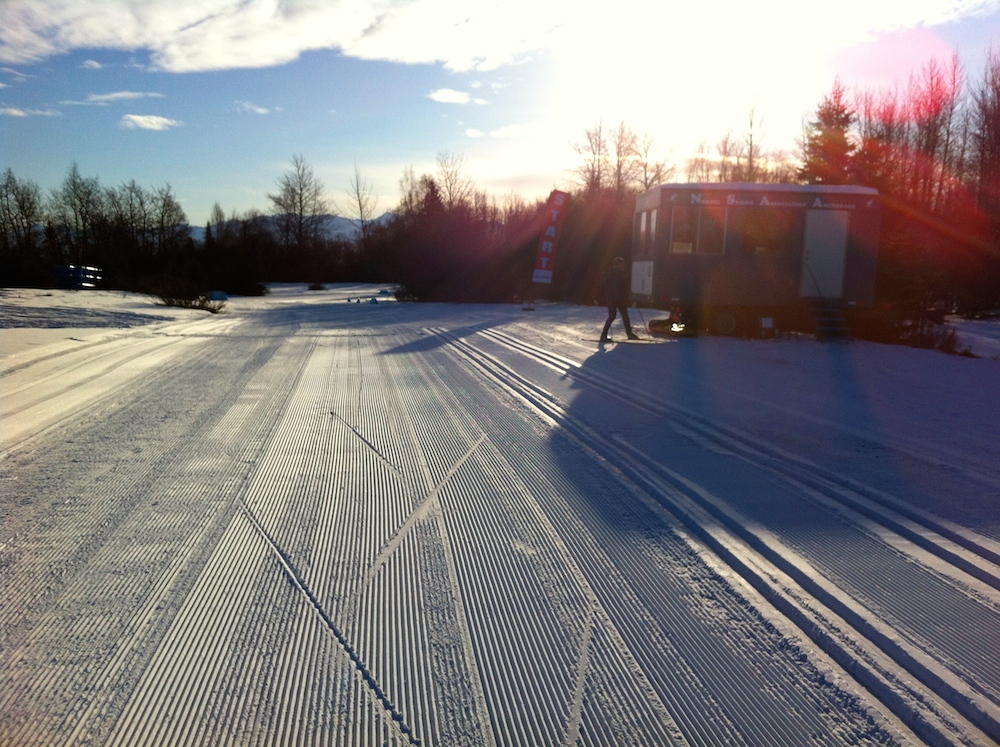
575, 120, 665, 195
343, 162, 379, 243
908, 57, 965, 209
207, 201, 237, 246
636, 132, 674, 190
736, 107, 766, 182
396, 166, 423, 218
971, 49, 1000, 215
106, 180, 154, 254
48, 163, 105, 264
574, 120, 610, 193
685, 141, 716, 182
436, 151, 475, 210
0, 168, 43, 260
715, 131, 739, 182
759, 149, 799, 183
0, 169, 17, 259
267, 154, 330, 253
151, 184, 189, 254
610, 121, 641, 196
854, 84, 908, 190
499, 191, 528, 223
930, 56, 966, 208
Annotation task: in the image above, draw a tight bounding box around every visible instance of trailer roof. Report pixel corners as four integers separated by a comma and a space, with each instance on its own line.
648, 183, 879, 195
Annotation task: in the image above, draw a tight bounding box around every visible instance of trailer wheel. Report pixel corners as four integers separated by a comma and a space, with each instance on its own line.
713, 312, 736, 335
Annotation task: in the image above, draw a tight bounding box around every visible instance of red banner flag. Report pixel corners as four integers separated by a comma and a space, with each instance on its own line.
531, 190, 569, 284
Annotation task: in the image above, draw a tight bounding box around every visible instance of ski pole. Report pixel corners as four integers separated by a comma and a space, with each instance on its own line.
634, 303, 649, 339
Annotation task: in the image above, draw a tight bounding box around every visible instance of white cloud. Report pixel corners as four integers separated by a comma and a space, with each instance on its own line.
429, 88, 471, 104
119, 113, 182, 130
93, 90, 162, 103
0, 105, 59, 116
0, 0, 996, 171
0, 0, 994, 75
236, 100, 270, 114
64, 90, 164, 105
1, 66, 29, 82
429, 88, 488, 105
80, 59, 103, 69
466, 128, 485, 138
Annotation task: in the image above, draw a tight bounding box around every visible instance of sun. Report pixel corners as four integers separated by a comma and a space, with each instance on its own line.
527, 0, 966, 173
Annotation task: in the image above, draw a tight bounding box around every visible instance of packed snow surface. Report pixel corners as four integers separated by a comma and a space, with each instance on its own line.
2, 285, 999, 746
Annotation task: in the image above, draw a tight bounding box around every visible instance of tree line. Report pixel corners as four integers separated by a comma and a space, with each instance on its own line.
1, 51, 998, 316
1, 163, 196, 292
799, 53, 1000, 315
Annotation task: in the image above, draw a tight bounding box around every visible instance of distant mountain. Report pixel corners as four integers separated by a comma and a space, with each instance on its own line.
188, 212, 394, 244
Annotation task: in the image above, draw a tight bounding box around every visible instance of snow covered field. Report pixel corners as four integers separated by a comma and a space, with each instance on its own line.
1, 284, 999, 746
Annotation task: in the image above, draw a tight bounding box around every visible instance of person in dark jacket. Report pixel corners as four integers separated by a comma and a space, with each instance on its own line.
600, 257, 639, 342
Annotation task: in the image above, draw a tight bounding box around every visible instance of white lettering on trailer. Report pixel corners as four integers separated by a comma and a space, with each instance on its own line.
760, 196, 807, 208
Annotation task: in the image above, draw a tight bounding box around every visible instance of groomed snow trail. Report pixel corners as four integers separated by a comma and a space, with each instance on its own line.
3, 289, 997, 745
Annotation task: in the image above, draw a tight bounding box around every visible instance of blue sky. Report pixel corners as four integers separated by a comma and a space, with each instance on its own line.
1, 0, 998, 227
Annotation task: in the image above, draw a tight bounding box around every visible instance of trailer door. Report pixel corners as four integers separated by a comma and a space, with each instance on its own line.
800, 209, 848, 299
632, 260, 653, 296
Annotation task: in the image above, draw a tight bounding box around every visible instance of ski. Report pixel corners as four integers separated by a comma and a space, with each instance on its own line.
581, 338, 659, 344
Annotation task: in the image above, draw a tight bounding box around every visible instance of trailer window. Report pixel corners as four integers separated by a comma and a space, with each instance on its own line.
728, 207, 799, 256
670, 206, 726, 254
670, 206, 695, 253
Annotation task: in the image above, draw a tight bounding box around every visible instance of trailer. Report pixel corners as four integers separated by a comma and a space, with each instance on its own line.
631, 183, 880, 336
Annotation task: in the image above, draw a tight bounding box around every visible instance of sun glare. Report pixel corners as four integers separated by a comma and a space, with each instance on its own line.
537, 6, 815, 165
527, 0, 977, 173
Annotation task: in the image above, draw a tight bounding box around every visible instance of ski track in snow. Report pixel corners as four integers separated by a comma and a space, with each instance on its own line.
456, 326, 1000, 744
1, 286, 999, 746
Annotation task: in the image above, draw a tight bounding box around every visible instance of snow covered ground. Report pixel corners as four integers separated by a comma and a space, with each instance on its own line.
1, 285, 999, 746
950, 315, 1000, 359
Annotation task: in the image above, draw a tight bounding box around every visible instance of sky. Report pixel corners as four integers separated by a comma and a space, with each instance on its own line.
1, 0, 998, 227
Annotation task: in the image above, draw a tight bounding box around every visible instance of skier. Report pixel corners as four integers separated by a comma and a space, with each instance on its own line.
600, 256, 639, 342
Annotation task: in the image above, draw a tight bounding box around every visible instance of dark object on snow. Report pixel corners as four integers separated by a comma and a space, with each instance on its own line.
54, 264, 102, 290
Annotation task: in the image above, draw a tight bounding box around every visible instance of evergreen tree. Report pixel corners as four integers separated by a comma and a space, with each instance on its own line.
799, 80, 856, 185
204, 222, 215, 252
